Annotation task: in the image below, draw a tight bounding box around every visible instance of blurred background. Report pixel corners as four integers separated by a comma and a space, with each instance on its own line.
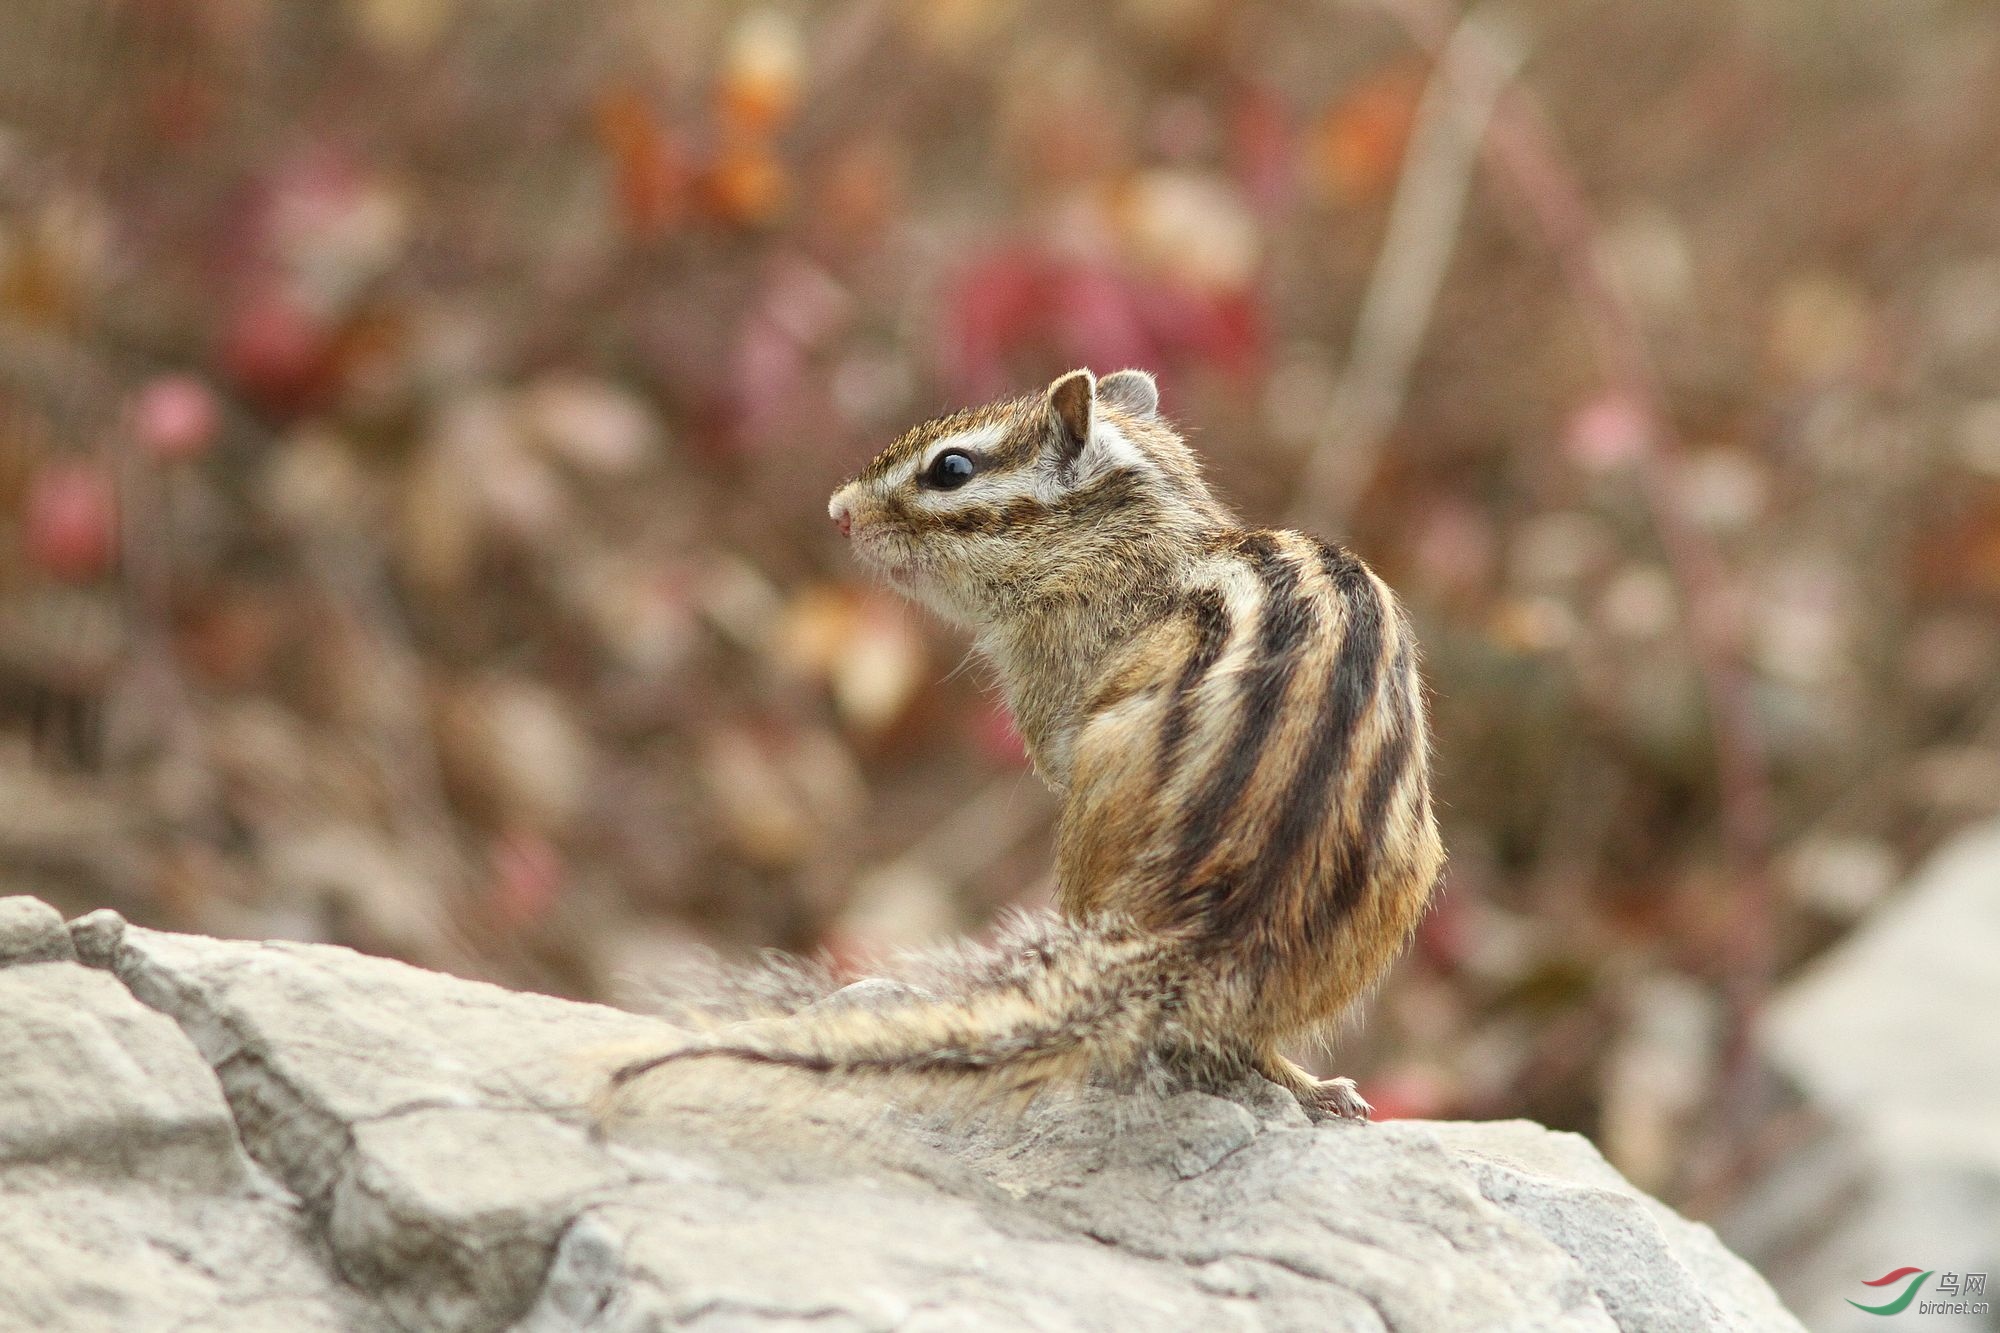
2, 0, 1997, 1315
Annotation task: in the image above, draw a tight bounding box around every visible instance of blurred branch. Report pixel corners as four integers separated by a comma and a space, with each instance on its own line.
1290, 3, 1529, 534
1371, 0, 1779, 1140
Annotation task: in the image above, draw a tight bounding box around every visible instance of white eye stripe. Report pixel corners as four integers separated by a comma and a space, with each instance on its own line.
962, 472, 1043, 504
916, 424, 1005, 476
883, 417, 1155, 497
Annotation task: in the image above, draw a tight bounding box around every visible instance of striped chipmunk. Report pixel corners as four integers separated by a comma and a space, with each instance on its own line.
608, 368, 1442, 1120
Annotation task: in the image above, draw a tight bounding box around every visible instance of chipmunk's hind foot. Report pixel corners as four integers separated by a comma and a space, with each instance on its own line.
1302, 1075, 1371, 1122
1261, 1053, 1373, 1122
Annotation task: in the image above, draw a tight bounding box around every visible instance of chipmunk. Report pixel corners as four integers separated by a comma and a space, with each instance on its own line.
610, 368, 1441, 1119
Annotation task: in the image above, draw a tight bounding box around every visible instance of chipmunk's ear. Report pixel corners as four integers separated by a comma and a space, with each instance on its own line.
1096, 369, 1159, 419
1047, 368, 1096, 462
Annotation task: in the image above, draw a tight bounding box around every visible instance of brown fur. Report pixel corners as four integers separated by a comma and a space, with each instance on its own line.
609, 368, 1442, 1120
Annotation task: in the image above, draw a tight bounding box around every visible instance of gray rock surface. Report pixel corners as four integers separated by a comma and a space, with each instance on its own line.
0, 892, 71, 965
1733, 818, 2000, 1332
0, 895, 1804, 1332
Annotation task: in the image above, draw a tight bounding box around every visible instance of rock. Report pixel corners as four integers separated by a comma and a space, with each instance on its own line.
1731, 818, 2000, 1332
1762, 819, 2000, 1169
1417, 1121, 1804, 1333
0, 894, 1804, 1332
0, 893, 72, 964
0, 924, 365, 1331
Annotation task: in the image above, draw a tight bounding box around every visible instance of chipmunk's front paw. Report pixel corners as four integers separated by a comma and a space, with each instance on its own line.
1306, 1076, 1372, 1122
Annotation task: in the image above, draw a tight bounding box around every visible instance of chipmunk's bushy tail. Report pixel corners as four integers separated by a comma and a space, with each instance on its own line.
608, 913, 1212, 1104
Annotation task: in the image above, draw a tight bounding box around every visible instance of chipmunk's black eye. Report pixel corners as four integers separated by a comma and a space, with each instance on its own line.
922, 448, 978, 490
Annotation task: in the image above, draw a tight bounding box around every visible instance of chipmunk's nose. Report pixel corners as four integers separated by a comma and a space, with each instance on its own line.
828, 491, 853, 538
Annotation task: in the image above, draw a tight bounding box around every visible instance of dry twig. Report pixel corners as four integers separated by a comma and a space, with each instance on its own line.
1291, 3, 1529, 533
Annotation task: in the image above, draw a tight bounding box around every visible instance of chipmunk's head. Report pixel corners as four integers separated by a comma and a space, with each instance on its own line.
828, 369, 1227, 626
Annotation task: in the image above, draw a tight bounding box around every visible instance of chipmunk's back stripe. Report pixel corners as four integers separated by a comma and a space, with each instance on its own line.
1154, 587, 1232, 787
1355, 689, 1412, 851
1308, 630, 1419, 949
1207, 543, 1384, 943
1367, 631, 1419, 828
1167, 533, 1314, 894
